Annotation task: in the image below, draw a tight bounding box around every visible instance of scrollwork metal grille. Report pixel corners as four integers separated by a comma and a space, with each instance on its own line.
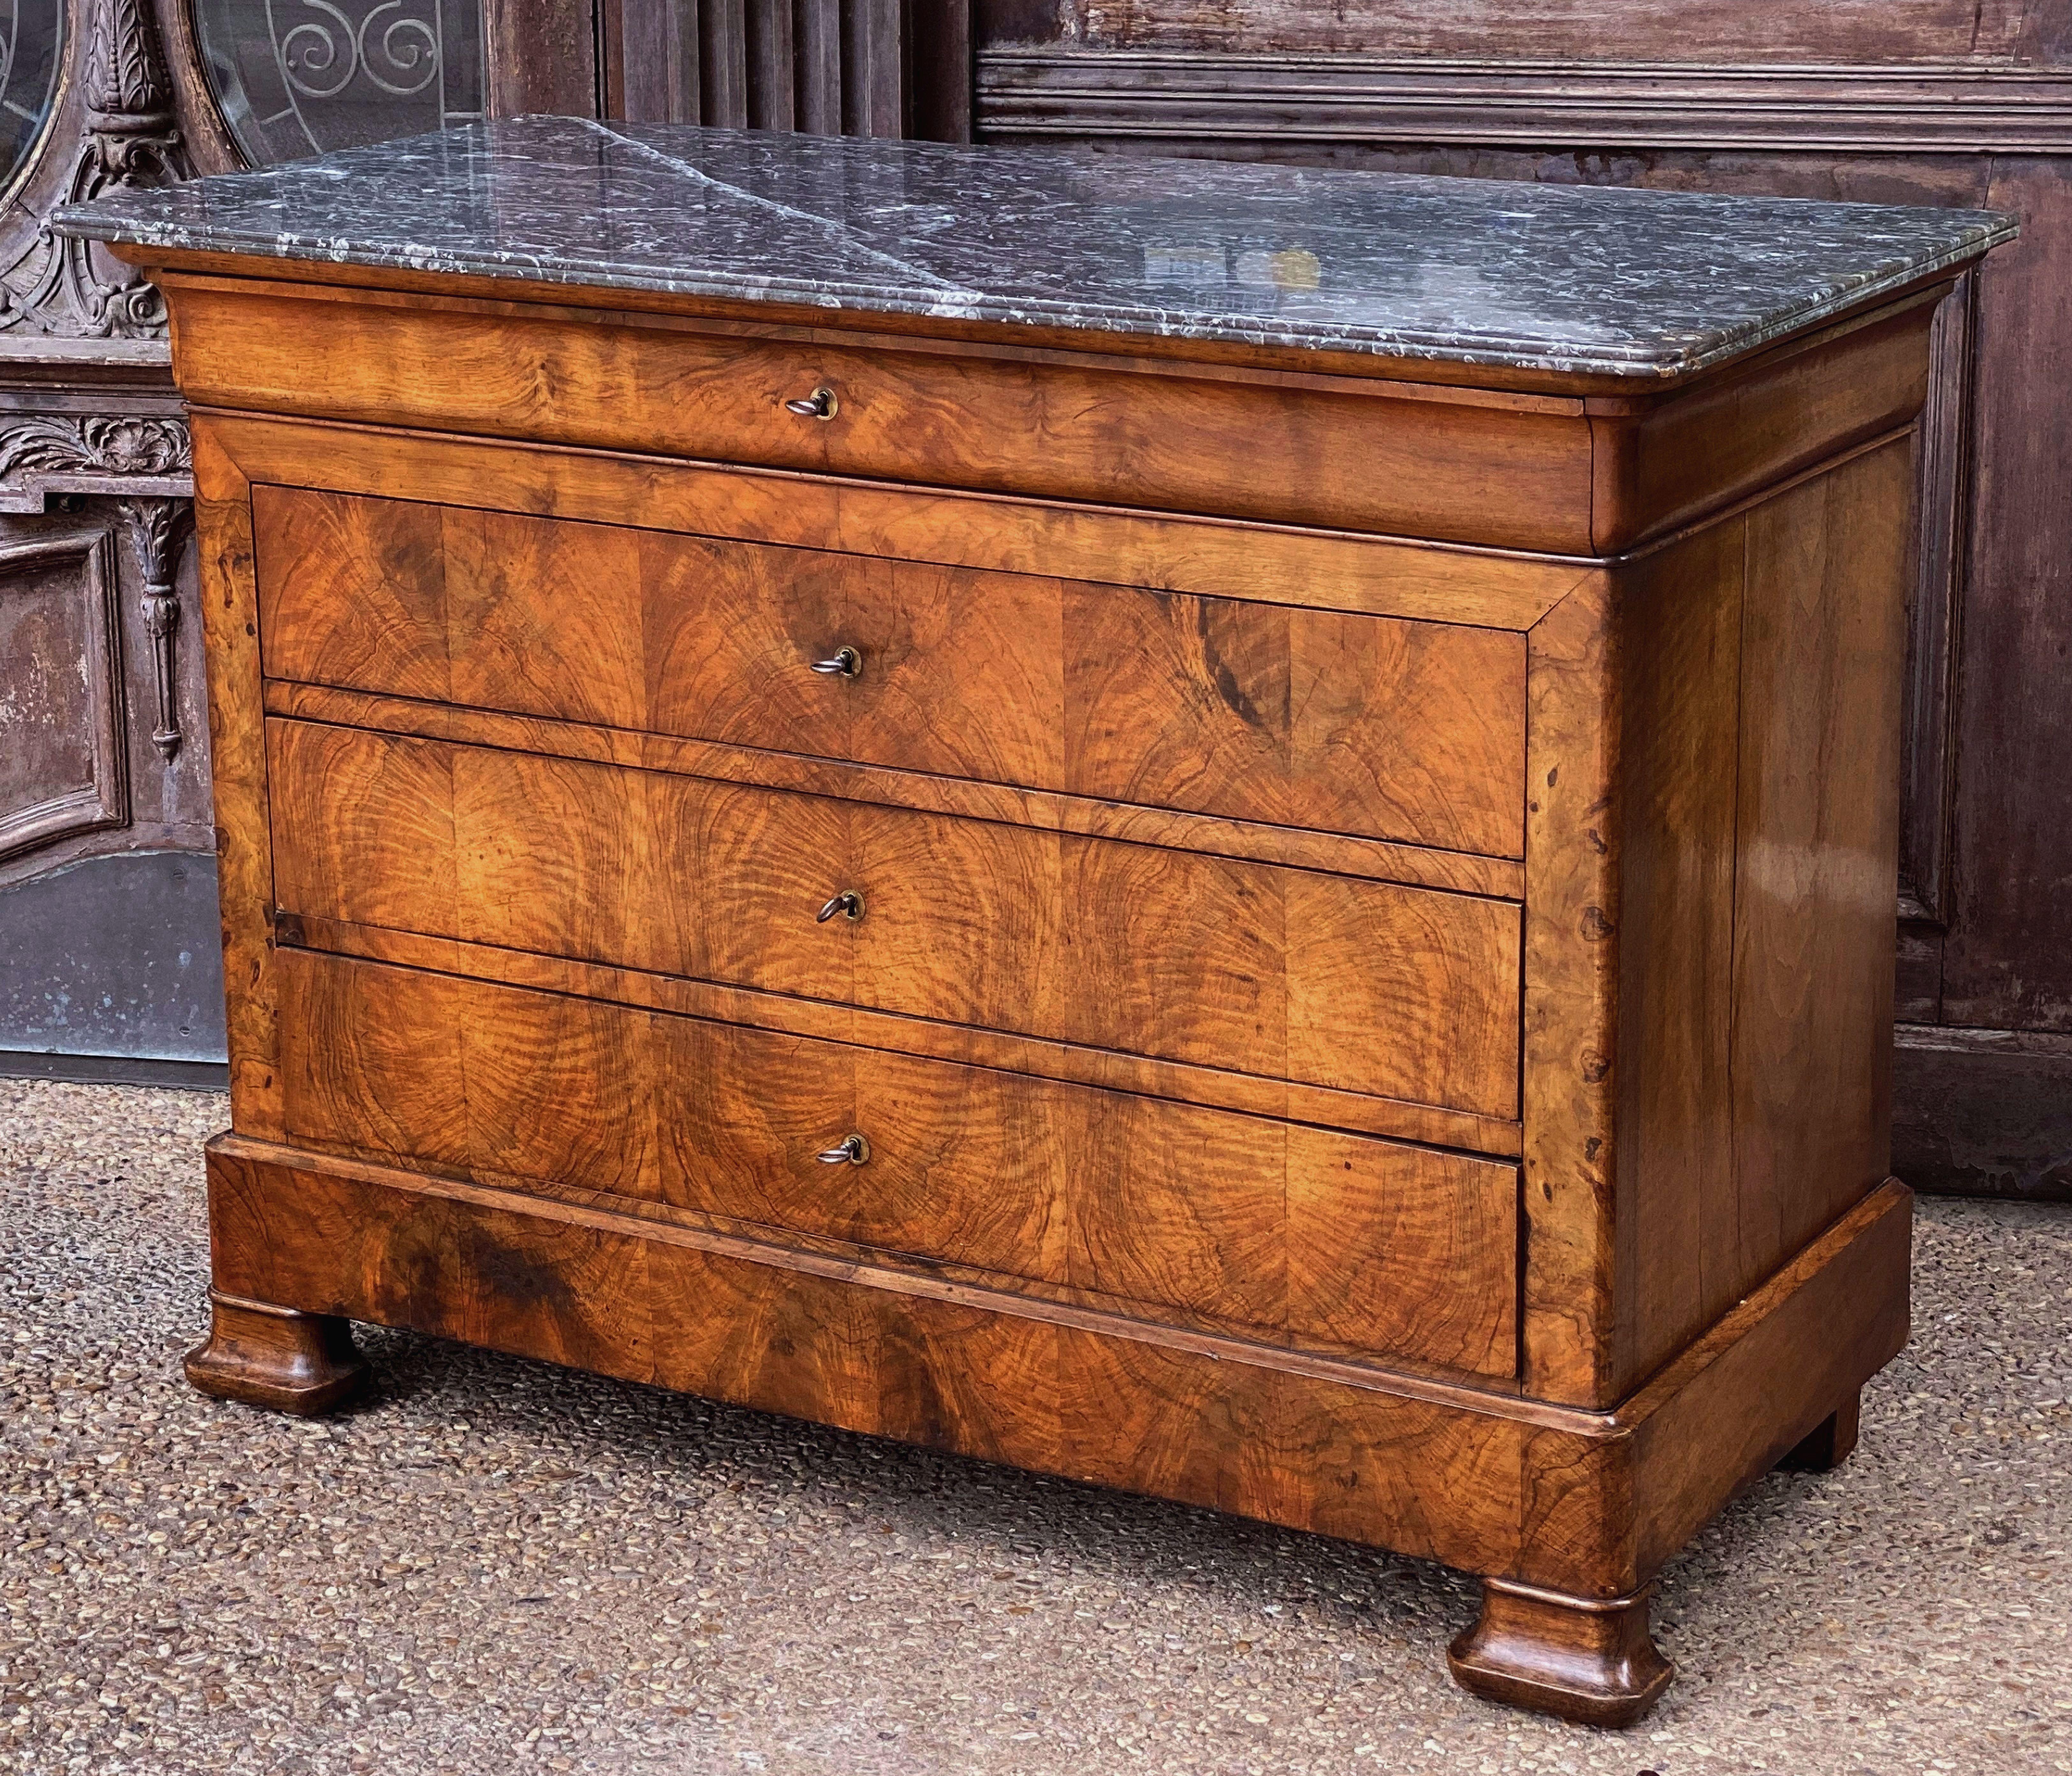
196, 0, 483, 166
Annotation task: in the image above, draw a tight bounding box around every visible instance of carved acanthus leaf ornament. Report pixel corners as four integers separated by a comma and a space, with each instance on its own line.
118, 496, 193, 761
0, 0, 193, 339
0, 413, 193, 479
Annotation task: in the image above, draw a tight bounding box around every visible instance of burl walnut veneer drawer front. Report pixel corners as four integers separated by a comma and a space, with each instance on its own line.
171, 283, 1596, 549
254, 486, 1528, 861
266, 720, 1523, 1121
277, 949, 1521, 1376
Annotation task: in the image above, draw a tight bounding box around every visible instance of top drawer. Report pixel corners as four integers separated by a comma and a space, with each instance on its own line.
165, 282, 1596, 548
254, 486, 1527, 860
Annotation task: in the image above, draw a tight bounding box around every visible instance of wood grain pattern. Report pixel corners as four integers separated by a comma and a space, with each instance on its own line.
1448, 1578, 1671, 1728
1727, 440, 1910, 1282
166, 227, 1947, 1725
967, 55, 2072, 1202
1622, 1183, 1911, 1580
1064, 578, 1521, 855
260, 679, 1526, 898
255, 482, 453, 705
1530, 443, 1916, 1403
979, 4, 2061, 66
199, 1132, 1915, 1603
174, 267, 1945, 549
1943, 157, 2072, 1033
265, 718, 1524, 1117
190, 422, 282, 1137
1585, 294, 1937, 553
254, 484, 1528, 857
482, 0, 597, 115
217, 413, 1589, 635
1519, 574, 1618, 1404
278, 911, 1527, 1156
1610, 520, 1744, 1388
183, 1293, 370, 1417
275, 947, 1522, 1373
167, 279, 1599, 549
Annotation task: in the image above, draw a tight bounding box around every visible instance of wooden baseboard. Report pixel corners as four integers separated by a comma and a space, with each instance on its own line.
1894, 1023, 2072, 1201
0, 1051, 229, 1090
200, 1134, 1911, 1598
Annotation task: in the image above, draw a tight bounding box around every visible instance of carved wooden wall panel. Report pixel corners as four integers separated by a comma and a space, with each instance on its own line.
974, 0, 2072, 62
1941, 156, 2072, 1034
594, 0, 971, 139
0, 528, 126, 861
0, 1, 256, 1074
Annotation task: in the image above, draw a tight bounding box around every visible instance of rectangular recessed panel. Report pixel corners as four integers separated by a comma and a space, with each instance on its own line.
0, 533, 124, 859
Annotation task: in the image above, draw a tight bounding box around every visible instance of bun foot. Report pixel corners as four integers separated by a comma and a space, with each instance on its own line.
1779, 1389, 1862, 1473
184, 1290, 370, 1416
1448, 1577, 1673, 1726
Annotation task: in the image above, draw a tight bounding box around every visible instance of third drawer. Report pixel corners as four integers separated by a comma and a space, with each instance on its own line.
266, 717, 1523, 1121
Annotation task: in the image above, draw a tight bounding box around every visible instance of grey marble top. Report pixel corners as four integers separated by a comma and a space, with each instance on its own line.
54, 116, 2014, 380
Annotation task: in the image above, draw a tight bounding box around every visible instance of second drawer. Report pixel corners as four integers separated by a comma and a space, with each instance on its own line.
266, 718, 1522, 1119
276, 948, 1521, 1376
254, 484, 1528, 859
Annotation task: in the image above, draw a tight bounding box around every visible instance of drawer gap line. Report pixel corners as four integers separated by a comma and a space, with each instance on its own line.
259, 688, 1528, 899
274, 916, 1526, 1164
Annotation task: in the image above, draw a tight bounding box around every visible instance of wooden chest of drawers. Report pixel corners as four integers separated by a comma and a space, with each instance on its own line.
62, 118, 2012, 1725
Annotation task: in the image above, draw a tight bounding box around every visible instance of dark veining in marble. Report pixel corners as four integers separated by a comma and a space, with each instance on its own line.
53, 116, 2014, 378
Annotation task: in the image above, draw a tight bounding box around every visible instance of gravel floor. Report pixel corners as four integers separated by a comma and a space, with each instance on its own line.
2, 1078, 2068, 1776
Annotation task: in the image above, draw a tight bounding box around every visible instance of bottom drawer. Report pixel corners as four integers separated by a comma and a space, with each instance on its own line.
275, 948, 1519, 1377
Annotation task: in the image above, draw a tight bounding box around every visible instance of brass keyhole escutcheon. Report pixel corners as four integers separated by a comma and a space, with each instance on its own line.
815, 1132, 871, 1166
816, 890, 865, 924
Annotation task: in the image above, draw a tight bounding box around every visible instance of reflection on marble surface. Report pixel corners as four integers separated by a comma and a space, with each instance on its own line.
54, 115, 2015, 377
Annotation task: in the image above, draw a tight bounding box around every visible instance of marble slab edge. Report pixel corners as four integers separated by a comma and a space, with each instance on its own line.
54, 211, 2015, 384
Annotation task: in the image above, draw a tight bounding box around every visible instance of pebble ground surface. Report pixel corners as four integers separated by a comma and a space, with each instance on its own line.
2, 1077, 2068, 1776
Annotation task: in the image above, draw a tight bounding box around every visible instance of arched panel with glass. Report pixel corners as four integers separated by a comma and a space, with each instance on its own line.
194, 0, 484, 166
0, 0, 63, 203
